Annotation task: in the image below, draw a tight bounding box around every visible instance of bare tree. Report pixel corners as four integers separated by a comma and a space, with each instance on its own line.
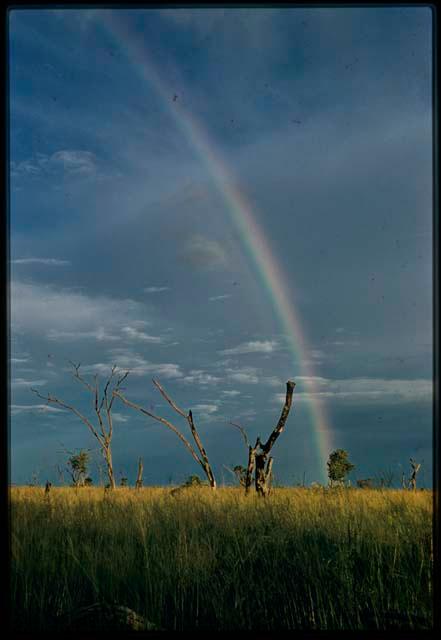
135, 457, 144, 489
401, 471, 407, 489
55, 464, 65, 485
230, 380, 296, 497
408, 458, 422, 490
114, 378, 217, 489
31, 362, 129, 490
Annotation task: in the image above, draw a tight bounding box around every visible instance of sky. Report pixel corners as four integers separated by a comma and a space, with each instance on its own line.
8, 6, 433, 487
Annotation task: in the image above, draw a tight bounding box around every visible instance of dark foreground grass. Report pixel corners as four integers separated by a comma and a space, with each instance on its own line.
10, 486, 433, 631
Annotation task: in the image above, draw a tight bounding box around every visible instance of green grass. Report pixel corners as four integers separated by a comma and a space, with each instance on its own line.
10, 486, 433, 631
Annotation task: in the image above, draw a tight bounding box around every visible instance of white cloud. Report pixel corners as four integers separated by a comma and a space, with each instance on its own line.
272, 377, 432, 404
262, 376, 283, 388
221, 390, 241, 397
209, 294, 232, 302
10, 404, 66, 415
143, 287, 171, 294
47, 328, 121, 342
225, 367, 260, 384
121, 326, 163, 343
12, 258, 71, 266
11, 150, 98, 179
182, 370, 222, 386
220, 340, 278, 355
10, 357, 31, 364
111, 412, 129, 423
82, 351, 183, 379
11, 378, 47, 388
10, 280, 148, 339
192, 404, 219, 415
181, 235, 227, 269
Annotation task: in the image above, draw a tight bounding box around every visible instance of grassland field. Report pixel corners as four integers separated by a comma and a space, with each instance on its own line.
10, 486, 433, 631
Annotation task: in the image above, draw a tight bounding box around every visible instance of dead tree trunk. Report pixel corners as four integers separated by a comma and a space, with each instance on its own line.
231, 381, 296, 497
409, 458, 422, 490
104, 444, 116, 490
135, 457, 143, 489
114, 378, 217, 489
245, 445, 256, 494
401, 472, 407, 489
32, 363, 129, 491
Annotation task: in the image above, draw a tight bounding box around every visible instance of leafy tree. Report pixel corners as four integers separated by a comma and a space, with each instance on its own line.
68, 450, 90, 487
233, 465, 247, 487
120, 477, 128, 487
184, 474, 203, 487
327, 449, 355, 486
84, 477, 93, 486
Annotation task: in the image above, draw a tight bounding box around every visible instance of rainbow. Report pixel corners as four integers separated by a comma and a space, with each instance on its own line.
98, 11, 333, 481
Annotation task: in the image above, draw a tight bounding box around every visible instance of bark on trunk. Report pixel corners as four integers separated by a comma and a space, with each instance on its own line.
104, 446, 116, 490
246, 381, 295, 497
135, 457, 143, 489
254, 452, 267, 496
201, 460, 217, 489
245, 444, 256, 494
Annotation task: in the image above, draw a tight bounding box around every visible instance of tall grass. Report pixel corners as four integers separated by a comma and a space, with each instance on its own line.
10, 486, 433, 631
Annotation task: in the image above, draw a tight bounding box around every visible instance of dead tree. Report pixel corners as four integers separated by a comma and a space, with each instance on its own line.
408, 458, 422, 490
230, 380, 296, 497
401, 471, 407, 489
55, 464, 65, 485
32, 363, 129, 490
135, 457, 144, 489
113, 378, 217, 489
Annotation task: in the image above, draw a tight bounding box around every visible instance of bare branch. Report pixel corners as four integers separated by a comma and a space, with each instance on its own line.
187, 410, 216, 488
31, 388, 105, 448
108, 368, 129, 411
93, 375, 107, 440
223, 464, 237, 478
229, 421, 250, 449
152, 378, 187, 419
261, 380, 296, 454
98, 366, 116, 412
113, 390, 202, 467
68, 360, 95, 393
116, 370, 130, 387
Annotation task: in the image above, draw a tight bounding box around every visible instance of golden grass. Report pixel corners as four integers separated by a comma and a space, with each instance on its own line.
10, 486, 433, 631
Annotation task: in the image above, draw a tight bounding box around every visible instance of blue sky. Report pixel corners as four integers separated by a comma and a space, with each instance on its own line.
9, 7, 433, 487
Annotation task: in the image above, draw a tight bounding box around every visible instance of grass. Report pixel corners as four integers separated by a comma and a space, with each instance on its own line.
10, 486, 433, 631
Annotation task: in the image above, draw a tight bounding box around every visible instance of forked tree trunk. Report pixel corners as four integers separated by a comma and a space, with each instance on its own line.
246, 381, 296, 497
408, 459, 421, 491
